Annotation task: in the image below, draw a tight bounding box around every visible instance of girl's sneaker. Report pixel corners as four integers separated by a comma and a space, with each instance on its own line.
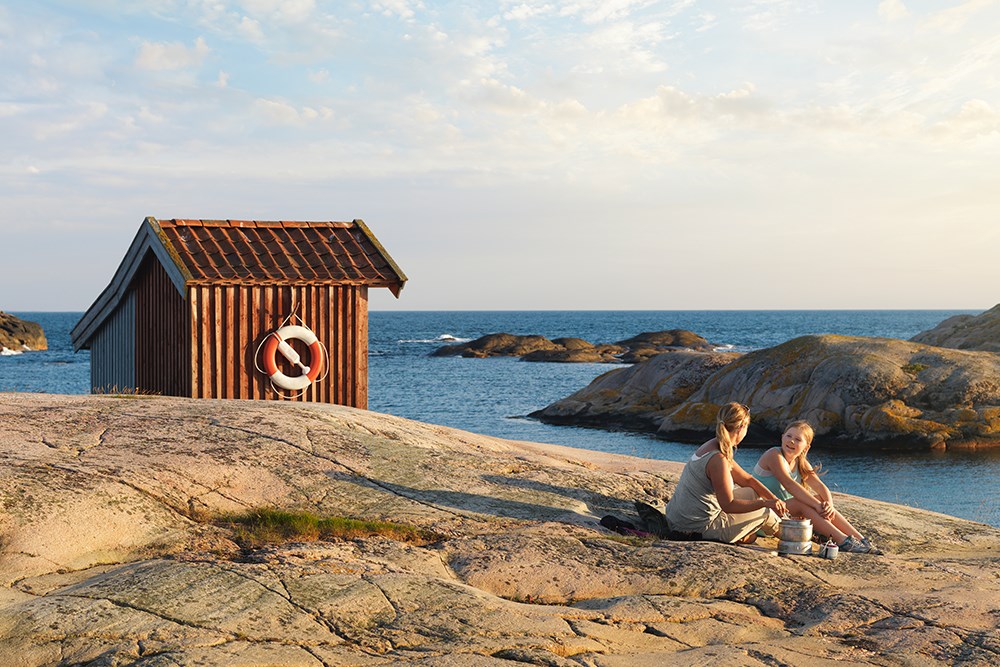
838, 536, 870, 553
860, 537, 882, 555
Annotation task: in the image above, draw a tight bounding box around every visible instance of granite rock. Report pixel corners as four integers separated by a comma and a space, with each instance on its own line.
0, 311, 47, 352
535, 334, 1000, 449
1, 394, 999, 665
531, 351, 740, 431
433, 330, 714, 364
910, 304, 1000, 354
655, 335, 1000, 449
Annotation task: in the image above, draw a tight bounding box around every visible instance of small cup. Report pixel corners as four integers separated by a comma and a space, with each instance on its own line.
820, 540, 839, 560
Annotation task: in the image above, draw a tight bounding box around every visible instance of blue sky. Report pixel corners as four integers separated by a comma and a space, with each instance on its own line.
1, 0, 998, 311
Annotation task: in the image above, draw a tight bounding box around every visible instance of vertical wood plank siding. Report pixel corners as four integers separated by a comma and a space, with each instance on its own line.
90, 289, 136, 392
188, 284, 367, 406
135, 255, 189, 396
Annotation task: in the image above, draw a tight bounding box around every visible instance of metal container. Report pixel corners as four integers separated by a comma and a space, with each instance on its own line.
778, 540, 814, 555
819, 541, 839, 560
779, 518, 813, 543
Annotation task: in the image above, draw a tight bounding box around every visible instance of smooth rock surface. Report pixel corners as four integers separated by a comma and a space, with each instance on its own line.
911, 304, 1000, 354
536, 335, 1000, 449
0, 311, 47, 352
656, 335, 1000, 449
531, 351, 739, 431
1, 393, 999, 665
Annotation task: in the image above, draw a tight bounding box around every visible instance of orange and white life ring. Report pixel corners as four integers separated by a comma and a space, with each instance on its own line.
262, 325, 324, 391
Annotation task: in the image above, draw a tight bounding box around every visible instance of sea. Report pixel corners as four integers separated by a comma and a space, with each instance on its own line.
3, 309, 998, 528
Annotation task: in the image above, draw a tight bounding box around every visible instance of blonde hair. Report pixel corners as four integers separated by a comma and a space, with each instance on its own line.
716, 402, 750, 462
784, 420, 822, 479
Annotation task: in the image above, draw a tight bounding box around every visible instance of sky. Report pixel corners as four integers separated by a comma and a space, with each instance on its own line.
1, 0, 998, 312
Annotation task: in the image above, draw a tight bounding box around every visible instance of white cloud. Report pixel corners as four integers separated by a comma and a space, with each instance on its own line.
216, 70, 229, 88
503, 4, 550, 21
555, 0, 660, 25
878, 0, 910, 22
372, 0, 424, 21
308, 69, 330, 84
0, 103, 26, 118
138, 106, 165, 123
695, 12, 717, 31
237, 16, 265, 41
923, 0, 994, 34
241, 0, 316, 23
741, 0, 813, 33
932, 99, 1000, 138
252, 98, 333, 125
571, 20, 670, 74
33, 101, 110, 140
458, 78, 534, 112
135, 37, 210, 71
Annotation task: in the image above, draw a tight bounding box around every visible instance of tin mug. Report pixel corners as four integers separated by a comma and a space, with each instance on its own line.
820, 541, 839, 560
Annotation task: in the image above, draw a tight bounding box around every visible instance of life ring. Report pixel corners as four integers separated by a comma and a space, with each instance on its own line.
262, 325, 324, 391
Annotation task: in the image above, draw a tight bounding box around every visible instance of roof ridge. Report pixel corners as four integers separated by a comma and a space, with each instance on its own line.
163, 219, 355, 228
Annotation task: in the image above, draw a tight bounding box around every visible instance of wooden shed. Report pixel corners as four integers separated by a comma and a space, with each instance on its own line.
71, 217, 406, 407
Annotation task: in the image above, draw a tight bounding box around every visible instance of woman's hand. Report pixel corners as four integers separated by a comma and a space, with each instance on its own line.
764, 498, 787, 516
819, 500, 835, 519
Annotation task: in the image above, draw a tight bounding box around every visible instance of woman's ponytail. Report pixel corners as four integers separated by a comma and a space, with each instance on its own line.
716, 402, 750, 461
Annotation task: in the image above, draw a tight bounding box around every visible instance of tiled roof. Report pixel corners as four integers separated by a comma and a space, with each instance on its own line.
153, 218, 406, 292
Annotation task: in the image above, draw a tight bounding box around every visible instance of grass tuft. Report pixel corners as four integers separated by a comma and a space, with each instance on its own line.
218, 508, 441, 548
92, 385, 161, 398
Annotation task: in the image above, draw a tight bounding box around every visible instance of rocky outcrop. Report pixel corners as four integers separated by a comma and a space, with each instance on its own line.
1, 393, 999, 665
911, 304, 1000, 353
0, 312, 47, 352
431, 333, 564, 358
536, 335, 1000, 450
614, 330, 716, 362
433, 330, 714, 363
531, 350, 740, 430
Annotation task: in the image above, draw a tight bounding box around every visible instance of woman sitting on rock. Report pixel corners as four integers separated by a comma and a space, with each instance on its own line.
662, 402, 786, 543
753, 420, 877, 553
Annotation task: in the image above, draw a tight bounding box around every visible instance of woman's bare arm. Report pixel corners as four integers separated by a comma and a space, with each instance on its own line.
731, 460, 780, 501
708, 455, 786, 515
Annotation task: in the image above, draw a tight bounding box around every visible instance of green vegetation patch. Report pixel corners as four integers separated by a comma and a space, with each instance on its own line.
92, 385, 161, 398
219, 508, 441, 548
901, 363, 929, 375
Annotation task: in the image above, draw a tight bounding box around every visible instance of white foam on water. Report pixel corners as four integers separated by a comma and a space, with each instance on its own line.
1, 347, 23, 356
398, 334, 472, 344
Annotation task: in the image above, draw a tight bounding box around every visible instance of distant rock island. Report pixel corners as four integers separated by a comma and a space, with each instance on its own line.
910, 303, 1000, 353
2, 394, 999, 664
432, 330, 716, 363
0, 311, 47, 353
534, 309, 1000, 450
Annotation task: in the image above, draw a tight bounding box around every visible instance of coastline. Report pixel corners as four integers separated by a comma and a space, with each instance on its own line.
3, 309, 998, 529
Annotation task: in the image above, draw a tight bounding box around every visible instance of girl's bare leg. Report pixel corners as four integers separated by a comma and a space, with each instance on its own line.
828, 510, 863, 540
785, 498, 847, 543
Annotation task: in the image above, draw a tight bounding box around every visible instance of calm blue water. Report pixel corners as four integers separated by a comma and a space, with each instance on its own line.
3, 310, 998, 527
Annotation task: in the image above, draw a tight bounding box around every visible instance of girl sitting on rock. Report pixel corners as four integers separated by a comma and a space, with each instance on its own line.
753, 420, 877, 554
662, 402, 787, 543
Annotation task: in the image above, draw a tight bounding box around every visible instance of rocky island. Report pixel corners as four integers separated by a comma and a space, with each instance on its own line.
0, 311, 47, 353
432, 330, 716, 363
1, 393, 999, 665
910, 303, 1000, 353
534, 307, 1000, 450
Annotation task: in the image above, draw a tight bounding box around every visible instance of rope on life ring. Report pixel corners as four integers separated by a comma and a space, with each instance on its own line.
258, 324, 326, 393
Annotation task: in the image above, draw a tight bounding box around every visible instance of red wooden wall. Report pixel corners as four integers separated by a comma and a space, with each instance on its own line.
187, 283, 369, 406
